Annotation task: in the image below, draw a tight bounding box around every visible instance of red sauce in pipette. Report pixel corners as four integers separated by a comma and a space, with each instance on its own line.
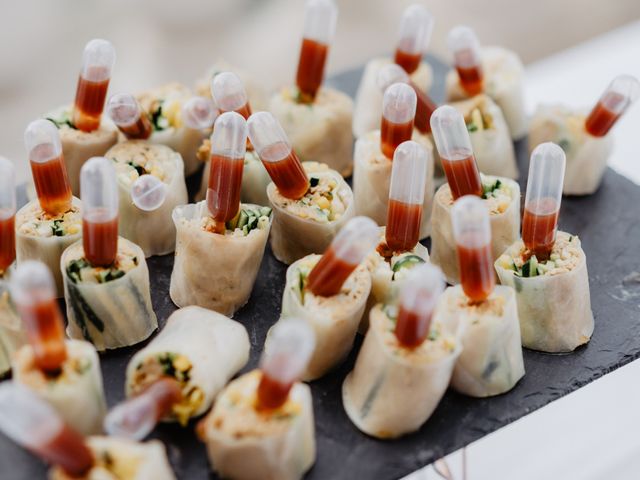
260, 142, 309, 199
0, 215, 15, 272
307, 247, 357, 297
256, 372, 292, 410
30, 145, 72, 216
385, 200, 422, 252
296, 38, 328, 100
584, 91, 625, 137
33, 424, 94, 477
522, 198, 559, 262
457, 240, 494, 303
380, 118, 414, 160
118, 114, 152, 140
441, 151, 483, 199
83, 215, 118, 267
73, 67, 110, 132
410, 81, 437, 134
143, 378, 183, 420
395, 306, 432, 348
394, 49, 421, 75
21, 298, 67, 373
207, 154, 244, 231
456, 65, 483, 96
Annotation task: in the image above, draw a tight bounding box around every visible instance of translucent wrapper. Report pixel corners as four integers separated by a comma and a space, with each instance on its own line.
445, 46, 526, 140
529, 104, 613, 195
495, 232, 594, 352
353, 131, 435, 239
126, 306, 250, 421
62, 238, 158, 351
268, 164, 354, 265
0, 270, 26, 377
352, 57, 433, 138
430, 178, 520, 284
16, 197, 82, 297
269, 255, 371, 381
170, 202, 271, 316
13, 339, 106, 435
435, 285, 524, 397
269, 87, 354, 177
201, 370, 315, 480
106, 141, 188, 256
136, 83, 207, 176
451, 95, 518, 179
49, 436, 176, 480
45, 106, 118, 195
342, 305, 461, 439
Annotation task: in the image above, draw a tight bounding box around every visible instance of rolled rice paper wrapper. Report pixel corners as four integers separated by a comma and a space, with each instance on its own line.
353, 131, 435, 239
529, 104, 613, 195
136, 82, 207, 176
445, 46, 526, 140
352, 57, 433, 138
435, 285, 524, 397
62, 238, 158, 351
106, 141, 188, 256
495, 232, 594, 352
267, 162, 354, 265
49, 436, 176, 480
170, 202, 271, 316
126, 306, 249, 423
0, 270, 27, 377
13, 339, 106, 435
269, 87, 354, 177
342, 305, 461, 439
451, 94, 518, 179
201, 370, 315, 480
269, 255, 371, 381
430, 177, 520, 284
16, 197, 82, 297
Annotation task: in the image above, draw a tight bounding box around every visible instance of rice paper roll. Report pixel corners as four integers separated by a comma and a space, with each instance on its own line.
269, 254, 371, 381
136, 83, 207, 176
61, 238, 158, 351
445, 46, 526, 140
16, 197, 82, 297
434, 285, 524, 397
352, 57, 433, 138
126, 306, 250, 425
13, 339, 106, 435
201, 370, 315, 480
0, 269, 27, 377
269, 87, 354, 177
431, 176, 520, 284
106, 141, 188, 256
45, 106, 118, 195
170, 201, 272, 316
342, 304, 461, 439
49, 437, 176, 480
451, 94, 518, 179
529, 104, 613, 195
495, 232, 593, 352
195, 60, 269, 111
268, 162, 354, 265
353, 131, 435, 239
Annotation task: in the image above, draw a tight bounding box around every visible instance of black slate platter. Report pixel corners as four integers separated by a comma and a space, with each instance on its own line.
3, 55, 640, 480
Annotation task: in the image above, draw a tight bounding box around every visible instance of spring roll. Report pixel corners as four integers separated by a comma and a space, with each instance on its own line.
195, 60, 269, 111
170, 201, 272, 316
126, 306, 250, 425
431, 176, 520, 284
446, 46, 526, 140
61, 238, 157, 351
495, 232, 594, 352
529, 104, 613, 195
16, 197, 82, 297
13, 339, 106, 435
106, 141, 188, 257
0, 270, 27, 377
268, 162, 354, 265
353, 57, 433, 138
200, 369, 315, 480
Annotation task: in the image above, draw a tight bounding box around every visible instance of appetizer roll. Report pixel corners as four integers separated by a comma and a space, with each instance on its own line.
126, 306, 250, 425
269, 87, 354, 177
106, 141, 188, 256
61, 238, 157, 351
13, 339, 107, 435
45, 107, 118, 195
170, 201, 272, 315
353, 131, 434, 238
430, 176, 520, 284
452, 95, 518, 179
353, 58, 433, 138
136, 82, 206, 176
268, 162, 354, 265
434, 285, 524, 397
495, 232, 594, 352
0, 274, 26, 377
529, 104, 613, 195
196, 60, 268, 111
446, 46, 526, 140
50, 437, 176, 480
16, 197, 82, 296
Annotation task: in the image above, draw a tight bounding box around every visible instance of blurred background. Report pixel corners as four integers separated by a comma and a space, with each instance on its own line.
2, 0, 639, 182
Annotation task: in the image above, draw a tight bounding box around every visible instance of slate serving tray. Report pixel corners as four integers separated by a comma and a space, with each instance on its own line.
3, 55, 640, 480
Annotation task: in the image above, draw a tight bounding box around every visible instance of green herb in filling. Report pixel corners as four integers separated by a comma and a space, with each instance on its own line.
45, 113, 76, 130
225, 206, 272, 235
481, 179, 503, 199
309, 177, 320, 188
127, 161, 147, 176
51, 219, 65, 237
66, 258, 127, 284
467, 122, 479, 132
392, 255, 425, 274
150, 102, 166, 131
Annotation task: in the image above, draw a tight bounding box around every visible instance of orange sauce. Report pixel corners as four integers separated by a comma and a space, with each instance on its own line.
30, 145, 72, 216
394, 48, 421, 75
585, 91, 625, 137
385, 199, 422, 252
33, 423, 94, 477
380, 118, 414, 160
260, 142, 309, 199
256, 371, 292, 410
73, 67, 110, 132
457, 240, 494, 303
296, 38, 328, 100
441, 151, 483, 199
306, 247, 357, 297
83, 215, 118, 267
0, 215, 15, 272
395, 305, 432, 347
118, 113, 152, 140
20, 298, 67, 373
207, 154, 244, 229
144, 378, 183, 420
410, 80, 437, 134
522, 198, 559, 262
